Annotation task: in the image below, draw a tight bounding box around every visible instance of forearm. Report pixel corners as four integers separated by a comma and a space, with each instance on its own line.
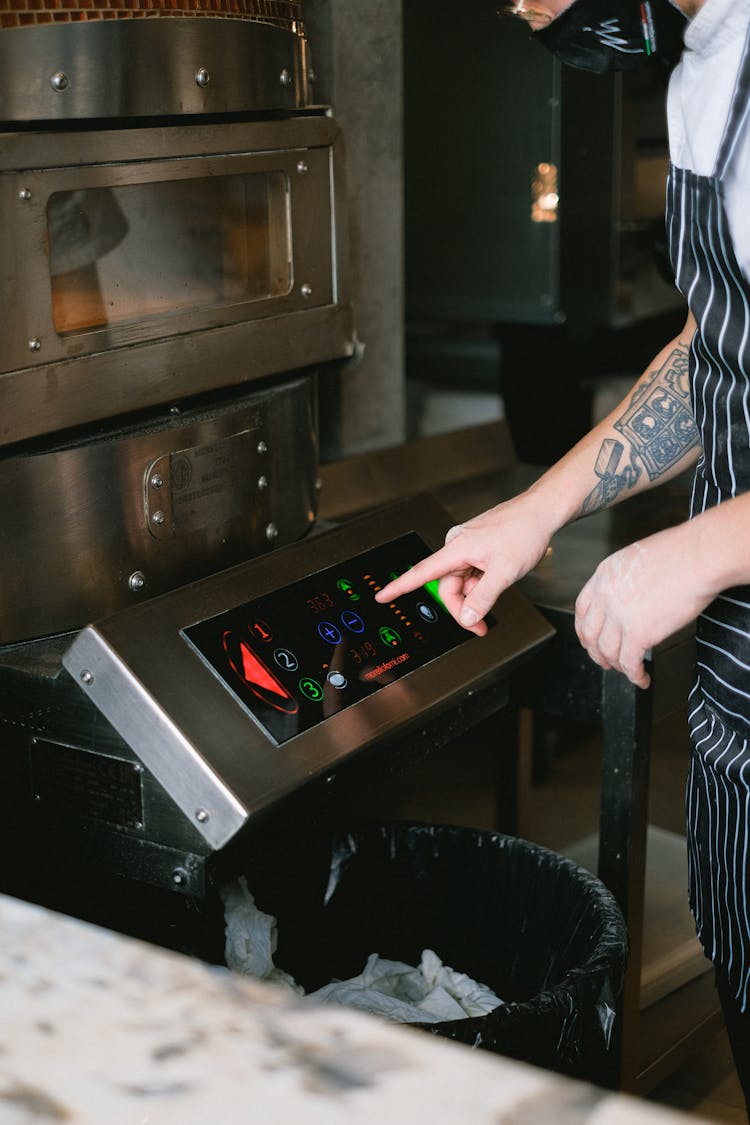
521, 311, 700, 537
685, 492, 750, 597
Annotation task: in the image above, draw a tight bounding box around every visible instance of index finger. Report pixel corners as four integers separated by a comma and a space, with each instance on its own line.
374, 543, 458, 603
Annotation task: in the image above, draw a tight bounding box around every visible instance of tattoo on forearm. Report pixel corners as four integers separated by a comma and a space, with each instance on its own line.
581, 344, 698, 516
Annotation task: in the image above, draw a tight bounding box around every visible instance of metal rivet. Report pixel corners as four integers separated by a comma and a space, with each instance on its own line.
279, 68, 292, 87
315, 477, 322, 491
196, 808, 209, 823
257, 475, 268, 491
28, 337, 41, 352
172, 867, 188, 886
128, 571, 146, 592
257, 440, 268, 455
152, 511, 165, 526
195, 67, 210, 88
150, 474, 163, 490
265, 522, 278, 542
296, 159, 309, 175
50, 72, 69, 92
18, 188, 31, 202
80, 670, 94, 686
300, 283, 312, 299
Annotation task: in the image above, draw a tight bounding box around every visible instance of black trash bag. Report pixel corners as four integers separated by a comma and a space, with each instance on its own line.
244, 822, 628, 1084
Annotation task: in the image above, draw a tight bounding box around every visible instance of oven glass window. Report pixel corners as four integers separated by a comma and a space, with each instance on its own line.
47, 173, 291, 335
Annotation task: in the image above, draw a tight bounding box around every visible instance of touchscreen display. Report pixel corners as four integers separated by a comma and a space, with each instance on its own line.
182, 532, 474, 745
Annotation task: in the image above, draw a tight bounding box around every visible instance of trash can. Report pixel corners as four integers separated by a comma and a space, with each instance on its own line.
243, 822, 628, 1083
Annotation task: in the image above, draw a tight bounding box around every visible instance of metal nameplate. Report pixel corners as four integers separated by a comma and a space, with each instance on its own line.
145, 424, 266, 540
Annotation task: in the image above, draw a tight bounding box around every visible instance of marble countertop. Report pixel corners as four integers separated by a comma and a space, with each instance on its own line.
0, 894, 705, 1125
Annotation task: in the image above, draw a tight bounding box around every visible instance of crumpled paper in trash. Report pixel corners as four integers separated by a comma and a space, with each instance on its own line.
221, 877, 503, 1023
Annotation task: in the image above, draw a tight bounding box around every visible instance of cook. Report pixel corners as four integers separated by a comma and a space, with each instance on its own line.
377, 0, 750, 1108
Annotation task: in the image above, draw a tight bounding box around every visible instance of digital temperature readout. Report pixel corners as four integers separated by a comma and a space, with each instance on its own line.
182, 532, 476, 745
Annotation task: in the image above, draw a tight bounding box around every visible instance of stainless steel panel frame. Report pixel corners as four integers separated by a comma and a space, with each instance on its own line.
63, 494, 554, 851
0, 377, 318, 644
0, 115, 353, 446
0, 20, 308, 122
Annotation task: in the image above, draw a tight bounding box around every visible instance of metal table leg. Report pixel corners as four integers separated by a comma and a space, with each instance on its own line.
597, 668, 654, 1090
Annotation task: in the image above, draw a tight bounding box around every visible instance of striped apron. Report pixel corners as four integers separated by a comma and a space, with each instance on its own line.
667, 26, 750, 1008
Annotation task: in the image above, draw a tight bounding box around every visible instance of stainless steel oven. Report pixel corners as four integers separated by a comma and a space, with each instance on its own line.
0, 6, 552, 952
0, 105, 352, 643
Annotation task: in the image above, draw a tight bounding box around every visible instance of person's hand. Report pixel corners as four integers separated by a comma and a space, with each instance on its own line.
374, 492, 557, 634
575, 524, 713, 689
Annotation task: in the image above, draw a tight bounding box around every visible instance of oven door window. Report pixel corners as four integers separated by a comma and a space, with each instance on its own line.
47, 173, 291, 336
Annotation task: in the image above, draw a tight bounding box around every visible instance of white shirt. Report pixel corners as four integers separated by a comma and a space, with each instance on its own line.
667, 0, 750, 278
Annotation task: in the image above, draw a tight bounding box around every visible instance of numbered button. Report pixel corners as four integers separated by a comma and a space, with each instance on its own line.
250, 619, 273, 643
274, 648, 299, 672
299, 676, 324, 702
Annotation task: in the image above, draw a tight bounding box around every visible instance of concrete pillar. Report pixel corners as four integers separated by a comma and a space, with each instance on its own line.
304, 0, 406, 457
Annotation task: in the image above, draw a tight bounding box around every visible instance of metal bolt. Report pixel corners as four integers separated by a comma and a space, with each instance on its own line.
265, 522, 278, 542
315, 476, 322, 492
50, 72, 69, 92
196, 808, 209, 824
172, 867, 189, 886
128, 571, 146, 592
28, 337, 41, 352
296, 159, 309, 175
150, 473, 163, 489
169, 405, 181, 416
152, 511, 166, 526
18, 188, 31, 202
257, 475, 268, 491
195, 67, 210, 88
279, 68, 292, 87
309, 69, 317, 84
80, 670, 94, 686
300, 283, 313, 299
257, 440, 268, 455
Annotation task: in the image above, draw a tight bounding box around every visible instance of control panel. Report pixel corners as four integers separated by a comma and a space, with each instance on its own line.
183, 533, 472, 745
63, 495, 553, 851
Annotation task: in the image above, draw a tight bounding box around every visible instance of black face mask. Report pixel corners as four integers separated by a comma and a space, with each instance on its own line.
532, 0, 686, 74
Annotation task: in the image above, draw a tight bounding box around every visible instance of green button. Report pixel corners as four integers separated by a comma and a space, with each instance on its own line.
298, 677, 324, 702
379, 626, 402, 648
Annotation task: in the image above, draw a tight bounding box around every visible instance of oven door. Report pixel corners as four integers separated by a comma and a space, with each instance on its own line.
0, 115, 353, 445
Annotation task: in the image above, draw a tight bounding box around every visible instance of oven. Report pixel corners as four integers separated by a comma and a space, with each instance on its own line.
0, 4, 552, 954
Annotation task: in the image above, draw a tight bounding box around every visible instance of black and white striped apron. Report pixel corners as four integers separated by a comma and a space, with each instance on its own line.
667, 25, 750, 1008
